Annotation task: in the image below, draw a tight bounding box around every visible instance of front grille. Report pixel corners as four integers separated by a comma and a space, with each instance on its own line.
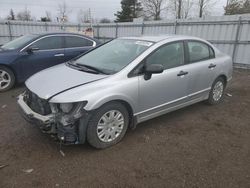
24, 89, 52, 115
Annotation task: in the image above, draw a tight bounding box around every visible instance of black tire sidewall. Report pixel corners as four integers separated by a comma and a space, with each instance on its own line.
0, 66, 15, 92
86, 102, 129, 149
208, 77, 225, 105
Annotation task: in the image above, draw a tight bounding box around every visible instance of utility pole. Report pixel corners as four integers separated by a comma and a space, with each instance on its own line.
89, 8, 92, 29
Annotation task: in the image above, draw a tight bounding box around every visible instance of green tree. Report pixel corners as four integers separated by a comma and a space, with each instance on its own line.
40, 17, 51, 22
242, 0, 250, 13
115, 0, 143, 22
225, 0, 243, 15
100, 18, 112, 23
40, 11, 51, 22
224, 0, 250, 15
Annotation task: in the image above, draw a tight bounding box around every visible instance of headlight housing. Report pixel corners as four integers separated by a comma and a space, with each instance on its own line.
59, 101, 88, 114
57, 101, 88, 126
60, 103, 74, 113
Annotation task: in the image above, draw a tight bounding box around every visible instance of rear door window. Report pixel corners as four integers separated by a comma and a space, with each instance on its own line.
64, 36, 93, 48
187, 41, 214, 63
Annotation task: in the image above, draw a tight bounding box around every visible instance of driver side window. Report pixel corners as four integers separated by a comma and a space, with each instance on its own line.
146, 42, 185, 70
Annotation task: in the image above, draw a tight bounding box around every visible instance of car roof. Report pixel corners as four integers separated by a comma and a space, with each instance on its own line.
120, 35, 202, 43
30, 32, 100, 42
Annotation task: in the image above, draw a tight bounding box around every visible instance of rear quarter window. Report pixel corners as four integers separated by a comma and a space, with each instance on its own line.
65, 36, 93, 48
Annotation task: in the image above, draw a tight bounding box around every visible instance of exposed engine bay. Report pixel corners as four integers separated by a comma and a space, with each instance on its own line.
19, 89, 90, 144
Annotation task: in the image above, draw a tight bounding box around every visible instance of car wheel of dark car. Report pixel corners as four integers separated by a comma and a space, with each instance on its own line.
0, 66, 15, 92
87, 102, 129, 149
207, 77, 225, 105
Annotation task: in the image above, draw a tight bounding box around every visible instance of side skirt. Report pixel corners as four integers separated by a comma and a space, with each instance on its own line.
136, 97, 207, 124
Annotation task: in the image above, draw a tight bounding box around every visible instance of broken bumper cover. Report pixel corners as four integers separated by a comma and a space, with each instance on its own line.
17, 93, 90, 144
17, 93, 54, 125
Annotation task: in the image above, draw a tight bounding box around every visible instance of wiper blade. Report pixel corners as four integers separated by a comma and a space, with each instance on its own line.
76, 63, 108, 75
66, 61, 98, 74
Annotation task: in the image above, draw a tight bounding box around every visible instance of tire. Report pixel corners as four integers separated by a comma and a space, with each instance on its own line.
0, 66, 15, 92
87, 102, 129, 149
207, 77, 226, 105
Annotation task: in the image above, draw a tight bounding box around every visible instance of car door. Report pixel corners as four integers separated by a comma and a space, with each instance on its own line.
184, 40, 217, 100
19, 35, 65, 79
63, 35, 95, 62
136, 41, 190, 122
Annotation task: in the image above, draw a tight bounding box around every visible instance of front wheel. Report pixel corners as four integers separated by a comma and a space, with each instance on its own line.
87, 102, 129, 149
0, 66, 15, 92
207, 77, 225, 105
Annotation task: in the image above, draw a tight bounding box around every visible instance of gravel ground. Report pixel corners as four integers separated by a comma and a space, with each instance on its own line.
0, 69, 250, 188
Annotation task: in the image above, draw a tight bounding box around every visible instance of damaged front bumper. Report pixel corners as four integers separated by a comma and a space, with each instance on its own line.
17, 92, 90, 145
17, 94, 55, 124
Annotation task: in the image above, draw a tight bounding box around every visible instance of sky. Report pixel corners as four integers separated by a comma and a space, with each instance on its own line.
0, 0, 228, 22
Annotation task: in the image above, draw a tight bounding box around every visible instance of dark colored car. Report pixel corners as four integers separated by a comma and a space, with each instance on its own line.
0, 32, 100, 91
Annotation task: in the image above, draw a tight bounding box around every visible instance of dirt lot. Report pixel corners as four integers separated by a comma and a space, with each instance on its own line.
0, 69, 250, 188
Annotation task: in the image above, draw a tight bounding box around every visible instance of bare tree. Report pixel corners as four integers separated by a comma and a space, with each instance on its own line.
45, 11, 52, 21
7, 9, 15, 20
177, 0, 182, 19
169, 0, 182, 19
183, 0, 194, 18
77, 9, 91, 23
57, 2, 71, 22
198, 0, 215, 17
17, 7, 32, 21
168, 0, 194, 19
142, 0, 165, 20
77, 9, 85, 23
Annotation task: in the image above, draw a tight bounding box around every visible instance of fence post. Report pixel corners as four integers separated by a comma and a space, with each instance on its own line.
7, 21, 12, 41
78, 24, 81, 32
96, 24, 100, 39
232, 16, 242, 64
115, 23, 118, 38
44, 22, 48, 31
174, 19, 178, 34
141, 22, 144, 35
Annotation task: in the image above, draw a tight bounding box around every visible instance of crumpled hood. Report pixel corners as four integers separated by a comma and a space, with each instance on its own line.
25, 64, 108, 100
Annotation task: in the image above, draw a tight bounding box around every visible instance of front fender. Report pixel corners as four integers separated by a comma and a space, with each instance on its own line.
85, 93, 137, 113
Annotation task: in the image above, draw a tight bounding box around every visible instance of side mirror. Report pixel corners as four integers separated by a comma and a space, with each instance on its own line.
144, 64, 164, 80
26, 47, 39, 53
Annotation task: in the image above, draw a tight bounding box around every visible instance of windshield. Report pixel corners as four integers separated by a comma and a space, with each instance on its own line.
74, 39, 153, 74
1, 34, 38, 50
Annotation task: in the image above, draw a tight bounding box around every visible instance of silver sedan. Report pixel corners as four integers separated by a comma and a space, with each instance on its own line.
18, 35, 233, 149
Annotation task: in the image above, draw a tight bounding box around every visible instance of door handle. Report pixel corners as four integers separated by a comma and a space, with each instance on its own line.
208, 63, 216, 69
177, 71, 188, 77
54, 53, 65, 57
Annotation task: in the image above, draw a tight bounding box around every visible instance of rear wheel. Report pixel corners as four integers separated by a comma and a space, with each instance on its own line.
207, 77, 225, 105
87, 102, 129, 149
0, 66, 15, 92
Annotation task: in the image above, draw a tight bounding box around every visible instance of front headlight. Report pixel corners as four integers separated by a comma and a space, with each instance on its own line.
57, 101, 88, 126
60, 103, 74, 113
59, 101, 88, 114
